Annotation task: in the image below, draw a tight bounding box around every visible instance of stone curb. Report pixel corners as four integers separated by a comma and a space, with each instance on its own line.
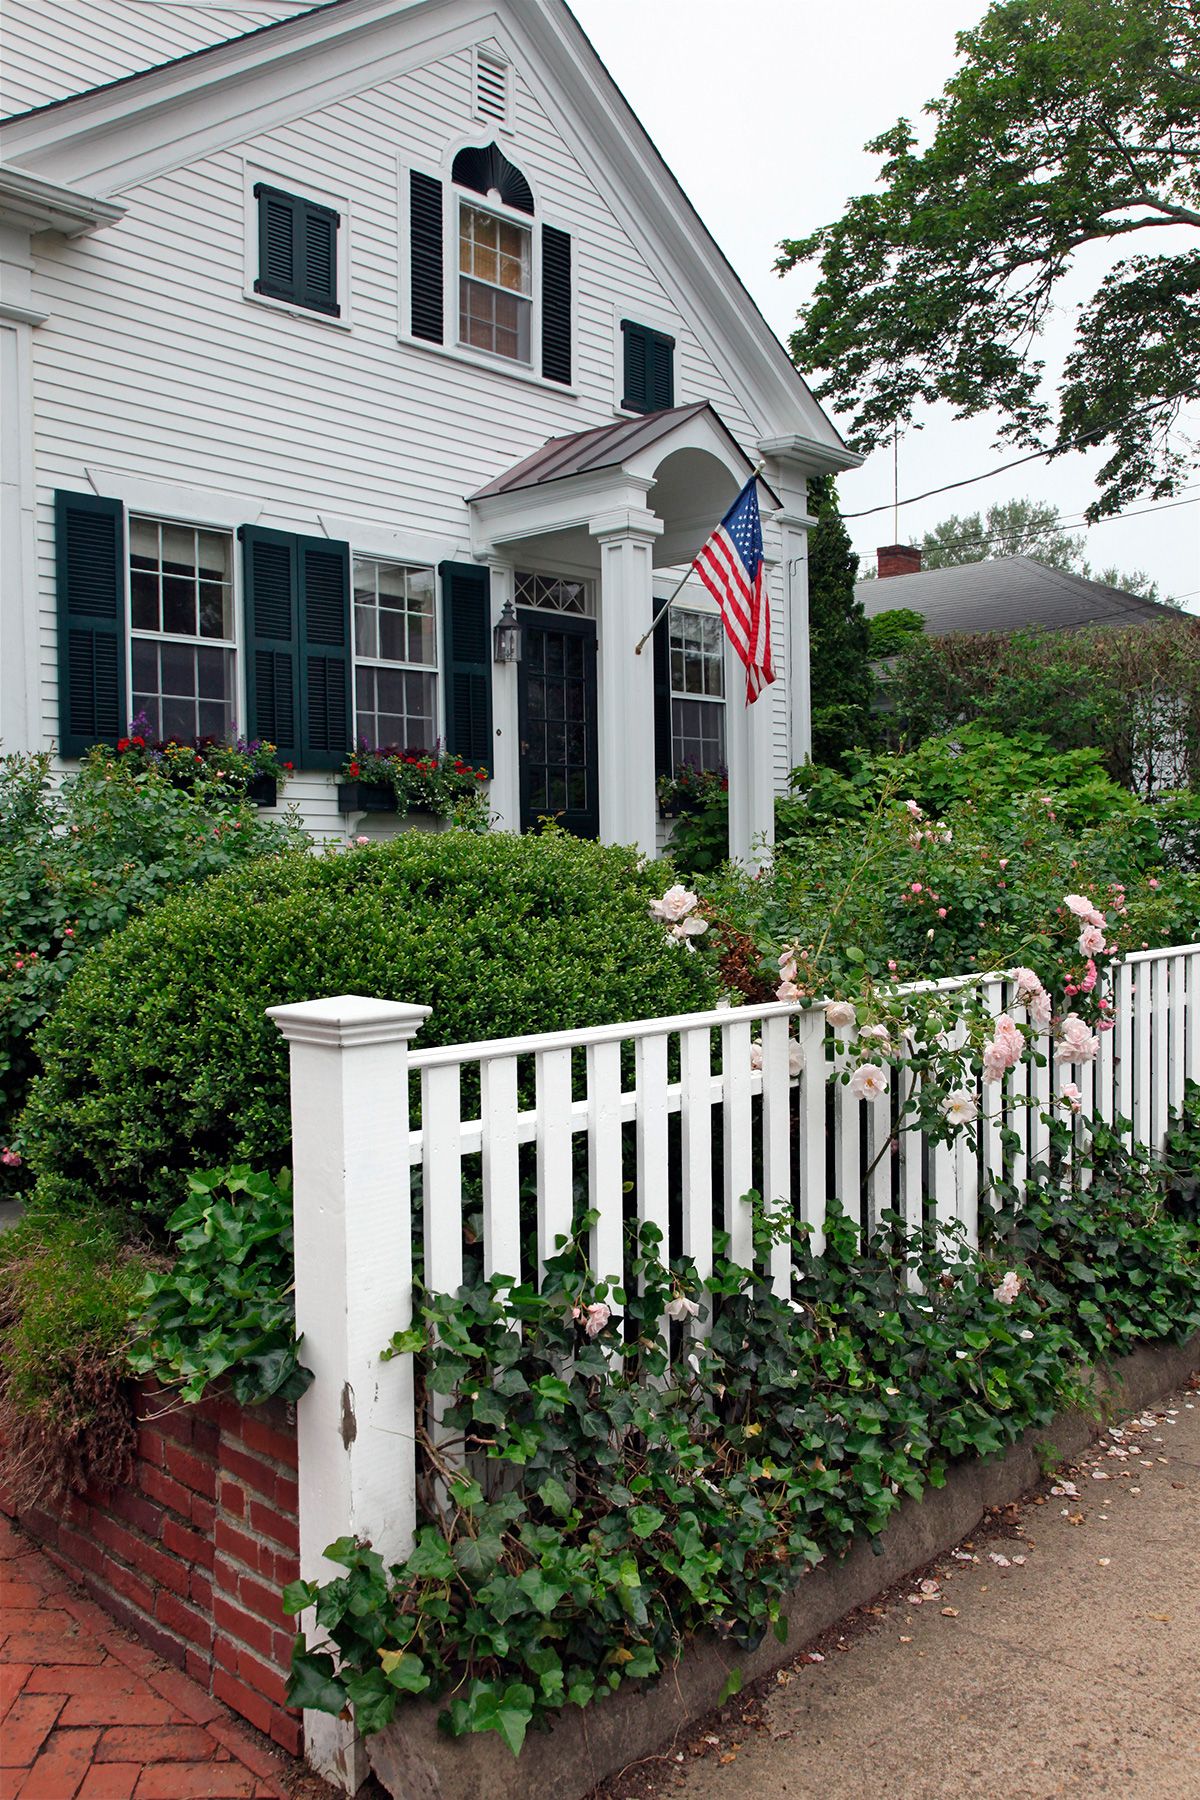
366, 1330, 1200, 1800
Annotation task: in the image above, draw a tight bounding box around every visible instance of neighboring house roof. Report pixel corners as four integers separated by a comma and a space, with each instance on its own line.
0, 0, 855, 468
471, 402, 779, 503
857, 555, 1181, 634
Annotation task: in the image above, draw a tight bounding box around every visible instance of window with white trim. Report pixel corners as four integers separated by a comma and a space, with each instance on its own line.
128, 517, 236, 740
353, 557, 438, 747
669, 608, 726, 771
458, 199, 531, 364
515, 570, 593, 615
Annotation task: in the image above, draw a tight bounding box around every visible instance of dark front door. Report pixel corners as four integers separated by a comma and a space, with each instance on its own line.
517, 610, 599, 838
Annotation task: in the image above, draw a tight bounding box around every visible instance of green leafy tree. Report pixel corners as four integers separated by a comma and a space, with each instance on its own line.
807, 477, 874, 765
780, 0, 1200, 517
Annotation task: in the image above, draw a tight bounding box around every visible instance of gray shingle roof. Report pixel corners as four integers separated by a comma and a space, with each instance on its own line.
856, 554, 1179, 634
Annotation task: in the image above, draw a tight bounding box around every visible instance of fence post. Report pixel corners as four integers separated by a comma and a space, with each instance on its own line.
268, 994, 430, 1795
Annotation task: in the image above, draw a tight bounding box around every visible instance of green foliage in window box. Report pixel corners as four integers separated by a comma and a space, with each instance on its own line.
114, 719, 292, 797
128, 1165, 310, 1406
655, 766, 728, 819
283, 1108, 1200, 1757
21, 829, 719, 1228
0, 748, 306, 1174
339, 746, 490, 823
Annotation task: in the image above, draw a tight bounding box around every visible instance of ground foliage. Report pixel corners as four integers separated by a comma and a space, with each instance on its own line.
0, 749, 303, 1170
285, 1097, 1200, 1757
780, 0, 1200, 517
20, 830, 719, 1229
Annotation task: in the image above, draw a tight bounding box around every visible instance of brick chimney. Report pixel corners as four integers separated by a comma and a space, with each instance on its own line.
876, 544, 922, 579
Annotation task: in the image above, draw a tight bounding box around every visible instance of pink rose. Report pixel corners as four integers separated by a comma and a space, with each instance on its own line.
825, 1001, 856, 1029
993, 1270, 1022, 1305
849, 1063, 888, 1101
1055, 1013, 1099, 1065
1077, 924, 1105, 957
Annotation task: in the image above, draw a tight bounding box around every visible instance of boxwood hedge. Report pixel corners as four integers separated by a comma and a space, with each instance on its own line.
20, 830, 716, 1227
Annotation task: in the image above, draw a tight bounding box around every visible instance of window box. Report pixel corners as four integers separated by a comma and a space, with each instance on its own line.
337, 781, 398, 814
247, 774, 279, 809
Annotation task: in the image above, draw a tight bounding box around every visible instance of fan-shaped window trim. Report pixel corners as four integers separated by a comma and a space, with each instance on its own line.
451, 143, 534, 217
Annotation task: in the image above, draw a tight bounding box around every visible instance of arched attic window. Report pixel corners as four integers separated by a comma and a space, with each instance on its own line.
408, 141, 572, 382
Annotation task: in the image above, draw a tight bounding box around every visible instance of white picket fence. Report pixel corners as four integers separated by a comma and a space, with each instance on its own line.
267, 941, 1200, 1788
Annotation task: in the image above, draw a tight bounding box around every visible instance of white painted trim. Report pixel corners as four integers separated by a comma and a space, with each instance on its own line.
0, 300, 47, 326
0, 320, 39, 751
85, 467, 264, 528
241, 157, 353, 330
471, 41, 513, 132
318, 514, 461, 566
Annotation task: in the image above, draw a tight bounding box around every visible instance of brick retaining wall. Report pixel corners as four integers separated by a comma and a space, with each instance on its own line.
1, 1381, 302, 1755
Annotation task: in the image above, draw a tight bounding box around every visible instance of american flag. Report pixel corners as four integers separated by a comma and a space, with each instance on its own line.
691, 476, 774, 703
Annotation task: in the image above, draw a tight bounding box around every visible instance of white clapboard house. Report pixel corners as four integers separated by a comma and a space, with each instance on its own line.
0, 0, 857, 859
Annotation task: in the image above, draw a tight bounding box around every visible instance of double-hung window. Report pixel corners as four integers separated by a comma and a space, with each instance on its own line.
353, 558, 438, 747
669, 608, 726, 771
129, 517, 236, 740
458, 200, 532, 364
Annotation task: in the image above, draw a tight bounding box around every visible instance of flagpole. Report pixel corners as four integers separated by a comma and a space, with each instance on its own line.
632, 461, 766, 656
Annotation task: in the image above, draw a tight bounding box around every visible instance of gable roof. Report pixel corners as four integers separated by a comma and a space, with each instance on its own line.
857, 555, 1181, 635
0, 0, 854, 466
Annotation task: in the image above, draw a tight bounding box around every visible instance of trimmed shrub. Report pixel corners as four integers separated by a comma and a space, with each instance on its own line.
21, 830, 718, 1227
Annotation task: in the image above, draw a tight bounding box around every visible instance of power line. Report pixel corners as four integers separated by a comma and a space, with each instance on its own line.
856, 491, 1200, 565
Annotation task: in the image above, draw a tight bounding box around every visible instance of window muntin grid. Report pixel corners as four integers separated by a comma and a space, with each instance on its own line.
514, 571, 593, 615
353, 557, 438, 747
669, 607, 726, 772
128, 516, 236, 740
458, 201, 531, 363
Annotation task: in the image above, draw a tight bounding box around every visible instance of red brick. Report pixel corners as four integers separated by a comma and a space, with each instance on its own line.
214, 1525, 267, 1580
271, 1633, 295, 1669
140, 1468, 192, 1520
91, 1560, 156, 1623
109, 1490, 164, 1542
0, 1663, 32, 1724
210, 1669, 273, 1740
0, 1579, 50, 1608
212, 1636, 238, 1677
4, 1635, 105, 1668
204, 1723, 287, 1788
59, 1690, 178, 1728
143, 1669, 222, 1728
212, 1595, 273, 1662
154, 1590, 213, 1654
192, 1417, 220, 1460
191, 1571, 213, 1612
19, 1726, 100, 1797
24, 1667, 140, 1698
133, 1765, 259, 1799
233, 1647, 288, 1711
235, 1417, 295, 1471
162, 1517, 215, 1574
78, 1765, 141, 1799
164, 1446, 218, 1503
234, 1574, 287, 1634
184, 1651, 210, 1688
244, 1505, 294, 1558
56, 1525, 106, 1580
135, 1430, 167, 1471
190, 1499, 216, 1536
0, 1693, 64, 1767
216, 1481, 244, 1522
141, 1405, 192, 1448
216, 1450, 272, 1503
272, 1478, 297, 1518
97, 1638, 160, 1682
267, 1712, 302, 1759
95, 1725, 215, 1763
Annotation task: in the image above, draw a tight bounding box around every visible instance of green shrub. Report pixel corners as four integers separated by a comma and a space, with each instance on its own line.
0, 748, 304, 1164
0, 1209, 149, 1506
22, 830, 718, 1227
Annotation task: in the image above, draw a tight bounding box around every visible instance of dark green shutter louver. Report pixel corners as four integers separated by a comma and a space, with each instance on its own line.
652, 612, 673, 780
410, 171, 445, 343
254, 184, 339, 316
541, 225, 572, 384
242, 527, 300, 760
621, 319, 675, 413
298, 538, 351, 768
55, 491, 126, 756
439, 562, 493, 774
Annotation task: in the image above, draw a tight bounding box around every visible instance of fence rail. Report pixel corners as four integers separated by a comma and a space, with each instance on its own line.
268, 940, 1200, 1788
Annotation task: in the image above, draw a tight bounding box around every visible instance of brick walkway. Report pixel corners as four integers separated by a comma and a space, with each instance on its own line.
0, 1514, 315, 1800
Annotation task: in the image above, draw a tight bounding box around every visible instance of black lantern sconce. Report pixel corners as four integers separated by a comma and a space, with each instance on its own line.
493, 597, 523, 663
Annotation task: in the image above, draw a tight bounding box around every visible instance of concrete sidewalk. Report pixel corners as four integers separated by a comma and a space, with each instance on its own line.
626, 1378, 1200, 1800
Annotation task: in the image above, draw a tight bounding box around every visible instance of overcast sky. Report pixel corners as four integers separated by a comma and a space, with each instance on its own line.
571, 0, 1200, 611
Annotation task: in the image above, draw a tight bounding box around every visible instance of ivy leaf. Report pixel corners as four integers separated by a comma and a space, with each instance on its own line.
280, 1580, 317, 1617
286, 1650, 346, 1716
627, 1504, 665, 1540
718, 1667, 743, 1705
405, 1530, 455, 1581
537, 1476, 573, 1518
452, 1531, 505, 1581
378, 1649, 431, 1695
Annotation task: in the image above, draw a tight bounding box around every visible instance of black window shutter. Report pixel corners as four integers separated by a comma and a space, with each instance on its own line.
254, 184, 339, 316
439, 562, 493, 775
298, 536, 351, 768
242, 526, 300, 761
652, 612, 673, 780
55, 490, 126, 756
541, 225, 572, 384
410, 171, 445, 343
621, 320, 675, 413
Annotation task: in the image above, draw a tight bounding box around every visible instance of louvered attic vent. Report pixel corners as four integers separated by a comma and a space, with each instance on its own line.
474, 47, 511, 127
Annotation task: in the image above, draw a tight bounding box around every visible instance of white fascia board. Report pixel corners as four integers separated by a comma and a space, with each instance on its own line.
758, 432, 865, 479
0, 166, 125, 236
471, 468, 655, 553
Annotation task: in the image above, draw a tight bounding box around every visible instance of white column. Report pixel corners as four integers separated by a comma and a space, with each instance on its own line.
267, 995, 430, 1795
0, 224, 46, 756
485, 559, 519, 832
590, 508, 662, 856
776, 508, 815, 771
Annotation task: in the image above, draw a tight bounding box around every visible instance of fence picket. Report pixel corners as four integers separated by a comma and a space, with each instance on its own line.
1135, 964, 1153, 1147
831, 1028, 860, 1241
635, 1033, 670, 1271
422, 1063, 464, 1299
759, 1014, 792, 1298
1115, 960, 1135, 1144
1187, 951, 1200, 1086
1151, 957, 1169, 1150
535, 1048, 574, 1281
587, 1040, 625, 1289
796, 1009, 829, 1257
1169, 953, 1186, 1128
481, 1054, 521, 1284
679, 1025, 714, 1304
721, 1015, 754, 1268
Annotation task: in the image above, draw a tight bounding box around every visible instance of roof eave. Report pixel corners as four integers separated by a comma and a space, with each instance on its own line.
0, 165, 126, 235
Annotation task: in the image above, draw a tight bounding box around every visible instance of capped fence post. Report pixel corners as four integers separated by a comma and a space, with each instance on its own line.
268, 994, 430, 1794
